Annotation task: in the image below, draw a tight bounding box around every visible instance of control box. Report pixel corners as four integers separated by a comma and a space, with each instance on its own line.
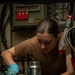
12, 4, 47, 27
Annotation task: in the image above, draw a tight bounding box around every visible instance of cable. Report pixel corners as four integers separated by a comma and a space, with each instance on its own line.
66, 26, 75, 52
0, 3, 11, 49
66, 2, 75, 59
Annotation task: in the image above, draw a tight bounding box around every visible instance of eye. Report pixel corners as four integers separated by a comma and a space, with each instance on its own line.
37, 39, 42, 44
44, 41, 51, 45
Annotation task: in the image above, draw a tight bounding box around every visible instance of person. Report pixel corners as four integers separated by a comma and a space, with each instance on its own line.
1, 18, 74, 75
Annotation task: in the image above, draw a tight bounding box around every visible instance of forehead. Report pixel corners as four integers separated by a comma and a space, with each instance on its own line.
37, 32, 55, 41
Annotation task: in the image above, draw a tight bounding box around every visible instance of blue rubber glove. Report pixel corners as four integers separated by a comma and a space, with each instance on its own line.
6, 64, 19, 75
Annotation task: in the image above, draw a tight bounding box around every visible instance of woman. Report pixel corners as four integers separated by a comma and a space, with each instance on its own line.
1, 18, 74, 75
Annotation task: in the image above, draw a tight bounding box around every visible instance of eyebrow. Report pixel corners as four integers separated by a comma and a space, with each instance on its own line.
37, 38, 52, 43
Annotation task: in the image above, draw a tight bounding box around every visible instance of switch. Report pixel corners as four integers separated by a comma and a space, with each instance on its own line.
16, 10, 28, 20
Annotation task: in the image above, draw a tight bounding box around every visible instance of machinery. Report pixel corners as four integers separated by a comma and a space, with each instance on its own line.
0, 1, 75, 75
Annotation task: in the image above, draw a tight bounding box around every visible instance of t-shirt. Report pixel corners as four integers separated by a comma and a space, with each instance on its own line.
14, 36, 71, 75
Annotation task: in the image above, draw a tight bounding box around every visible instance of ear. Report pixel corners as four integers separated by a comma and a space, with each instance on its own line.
57, 32, 63, 38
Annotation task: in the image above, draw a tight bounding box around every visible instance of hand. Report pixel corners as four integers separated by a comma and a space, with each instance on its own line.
6, 64, 19, 75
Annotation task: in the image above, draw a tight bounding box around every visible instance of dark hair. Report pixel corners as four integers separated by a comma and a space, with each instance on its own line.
36, 18, 60, 37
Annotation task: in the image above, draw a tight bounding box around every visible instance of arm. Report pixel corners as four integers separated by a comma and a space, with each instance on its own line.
60, 48, 75, 75
1, 38, 34, 66
1, 47, 16, 66
61, 54, 74, 75
1, 47, 19, 75
1, 38, 34, 75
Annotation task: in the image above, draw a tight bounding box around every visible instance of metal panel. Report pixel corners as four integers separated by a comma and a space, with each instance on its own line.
12, 4, 47, 27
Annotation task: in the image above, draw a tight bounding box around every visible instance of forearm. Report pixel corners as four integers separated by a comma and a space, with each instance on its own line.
1, 47, 19, 75
1, 51, 16, 66
60, 71, 74, 75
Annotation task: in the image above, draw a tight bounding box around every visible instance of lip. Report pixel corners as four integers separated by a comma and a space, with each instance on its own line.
42, 49, 49, 53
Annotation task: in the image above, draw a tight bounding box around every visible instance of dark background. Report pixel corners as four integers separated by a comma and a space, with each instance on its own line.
0, 0, 74, 4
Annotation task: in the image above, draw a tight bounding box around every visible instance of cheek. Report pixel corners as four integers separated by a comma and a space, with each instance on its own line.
47, 45, 54, 49
48, 41, 57, 49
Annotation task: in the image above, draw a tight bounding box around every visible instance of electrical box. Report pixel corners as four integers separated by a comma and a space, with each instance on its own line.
12, 4, 47, 27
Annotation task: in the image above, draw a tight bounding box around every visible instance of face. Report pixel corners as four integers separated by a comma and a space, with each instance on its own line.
37, 32, 58, 53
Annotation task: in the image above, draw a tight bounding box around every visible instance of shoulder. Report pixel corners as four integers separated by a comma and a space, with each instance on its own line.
30, 36, 37, 41
21, 36, 37, 43
65, 44, 71, 55
14, 36, 38, 56
58, 32, 63, 41
14, 36, 37, 49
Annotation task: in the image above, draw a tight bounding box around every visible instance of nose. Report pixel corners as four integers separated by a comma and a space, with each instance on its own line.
41, 43, 46, 49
